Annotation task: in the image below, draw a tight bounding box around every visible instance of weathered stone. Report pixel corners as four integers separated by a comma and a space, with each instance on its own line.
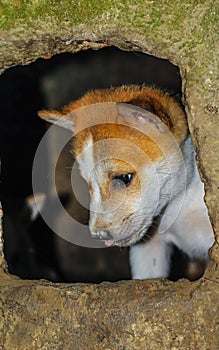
0, 271, 219, 350
0, 1, 218, 348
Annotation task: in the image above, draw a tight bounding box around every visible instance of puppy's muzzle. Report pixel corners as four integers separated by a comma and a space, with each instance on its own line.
91, 228, 113, 240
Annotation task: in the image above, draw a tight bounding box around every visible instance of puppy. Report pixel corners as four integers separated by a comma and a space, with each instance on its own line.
38, 85, 214, 279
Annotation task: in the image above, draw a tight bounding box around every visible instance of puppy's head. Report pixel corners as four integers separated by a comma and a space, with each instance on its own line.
39, 102, 185, 247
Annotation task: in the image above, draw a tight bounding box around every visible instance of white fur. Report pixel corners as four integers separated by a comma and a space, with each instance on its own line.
77, 137, 95, 182
130, 140, 214, 279
77, 134, 214, 280
77, 138, 112, 238
130, 234, 173, 279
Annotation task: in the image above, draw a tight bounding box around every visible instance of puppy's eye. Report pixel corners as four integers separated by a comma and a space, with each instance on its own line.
113, 173, 133, 187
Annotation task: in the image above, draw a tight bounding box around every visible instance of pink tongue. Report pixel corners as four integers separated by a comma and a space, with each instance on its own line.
105, 240, 114, 247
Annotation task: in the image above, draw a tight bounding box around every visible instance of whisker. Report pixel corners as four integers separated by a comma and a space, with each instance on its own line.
156, 171, 172, 175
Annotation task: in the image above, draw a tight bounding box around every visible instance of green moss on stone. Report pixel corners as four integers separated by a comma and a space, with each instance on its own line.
0, 0, 217, 36
0, 0, 110, 30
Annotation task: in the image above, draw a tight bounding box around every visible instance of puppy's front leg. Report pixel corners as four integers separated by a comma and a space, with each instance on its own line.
129, 232, 173, 279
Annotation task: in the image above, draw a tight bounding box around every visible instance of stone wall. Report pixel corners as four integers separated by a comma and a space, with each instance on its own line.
0, 1, 218, 349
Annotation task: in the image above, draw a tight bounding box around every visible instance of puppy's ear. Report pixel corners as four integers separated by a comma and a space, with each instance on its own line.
38, 109, 75, 133
117, 103, 167, 133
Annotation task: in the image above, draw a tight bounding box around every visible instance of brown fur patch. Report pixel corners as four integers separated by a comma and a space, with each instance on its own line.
38, 86, 188, 163
74, 123, 163, 163
63, 85, 188, 144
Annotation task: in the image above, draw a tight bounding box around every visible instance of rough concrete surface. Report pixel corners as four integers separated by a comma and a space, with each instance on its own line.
0, 0, 218, 349
0, 270, 219, 350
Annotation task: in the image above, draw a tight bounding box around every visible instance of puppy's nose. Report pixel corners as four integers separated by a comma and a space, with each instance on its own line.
91, 217, 113, 240
91, 228, 113, 240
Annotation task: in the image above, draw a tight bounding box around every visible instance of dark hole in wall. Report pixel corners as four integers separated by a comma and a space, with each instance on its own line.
0, 46, 202, 283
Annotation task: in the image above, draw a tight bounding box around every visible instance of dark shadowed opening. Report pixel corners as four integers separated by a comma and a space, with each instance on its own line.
1, 46, 202, 283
